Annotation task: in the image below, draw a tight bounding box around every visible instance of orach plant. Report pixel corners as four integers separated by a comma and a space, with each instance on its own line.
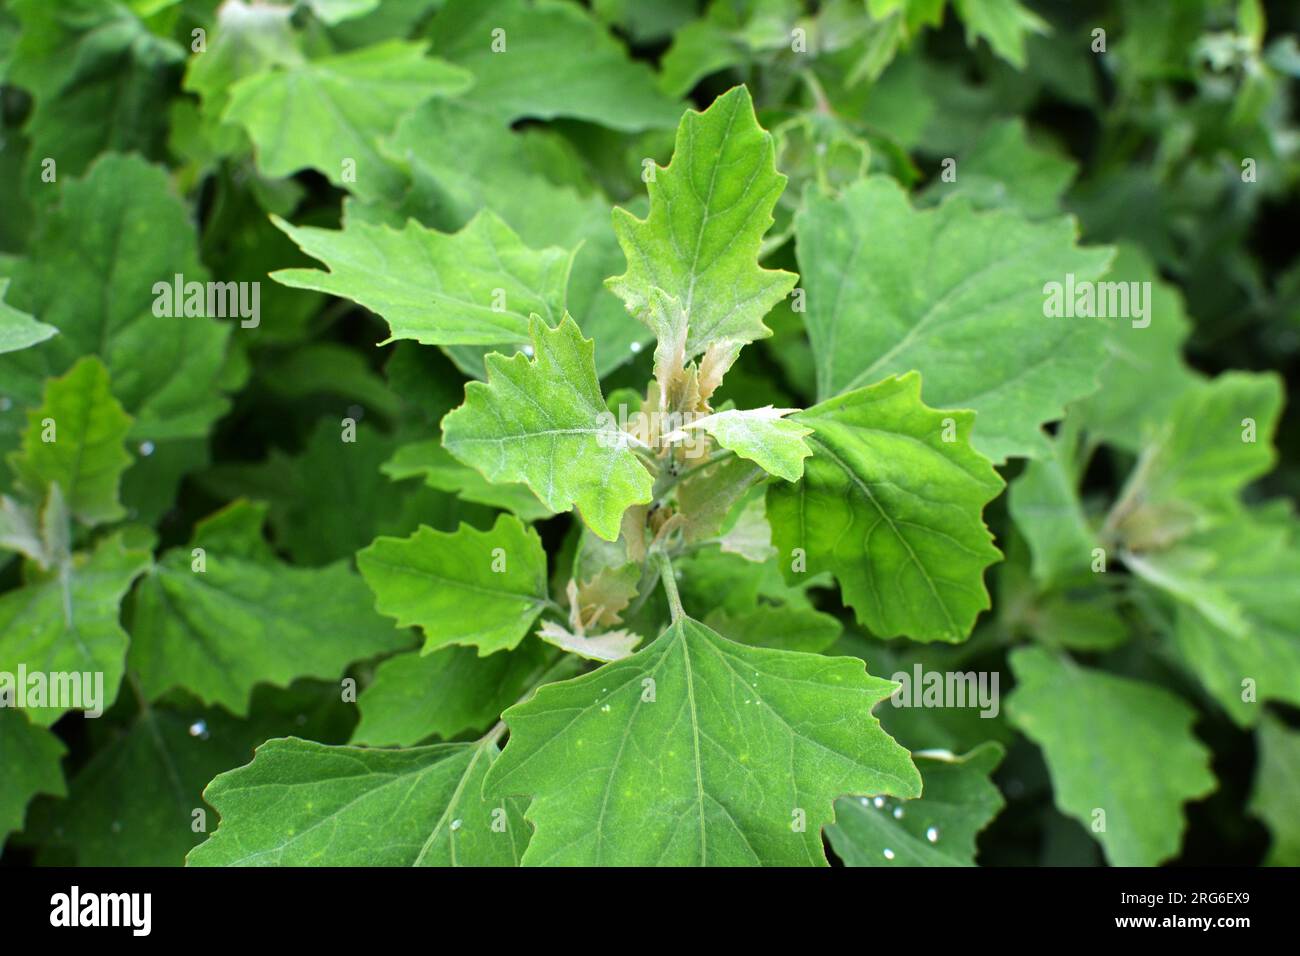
0, 0, 1295, 870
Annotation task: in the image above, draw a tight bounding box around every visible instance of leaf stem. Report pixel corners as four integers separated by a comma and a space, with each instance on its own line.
478, 653, 580, 746
801, 69, 834, 116
652, 549, 685, 622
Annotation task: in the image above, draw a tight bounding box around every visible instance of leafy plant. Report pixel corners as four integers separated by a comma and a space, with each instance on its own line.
0, 0, 1296, 869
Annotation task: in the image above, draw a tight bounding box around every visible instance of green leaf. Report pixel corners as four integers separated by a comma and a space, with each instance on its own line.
0, 154, 231, 454
129, 501, 405, 715
607, 86, 798, 360
183, 1, 302, 119
256, 343, 402, 420
486, 615, 920, 865
352, 641, 557, 747
357, 514, 549, 656
441, 317, 653, 541
386, 100, 653, 376
27, 683, 358, 866
432, 0, 680, 131
658, 20, 745, 97
671, 407, 812, 482
827, 742, 1005, 866
8, 356, 132, 526
8, 0, 185, 177
0, 279, 56, 355
767, 373, 1004, 643
0, 493, 44, 566
1007, 647, 1215, 866
1127, 371, 1283, 523
198, 419, 480, 568
271, 209, 576, 348
1250, 714, 1300, 866
0, 709, 66, 848
305, 0, 382, 26
1069, 245, 1202, 452
704, 605, 841, 654
1126, 510, 1300, 725
1007, 436, 1097, 586
0, 533, 151, 726
189, 737, 528, 866
794, 176, 1113, 462
382, 439, 555, 523
920, 118, 1077, 219
952, 0, 1049, 69
223, 40, 471, 198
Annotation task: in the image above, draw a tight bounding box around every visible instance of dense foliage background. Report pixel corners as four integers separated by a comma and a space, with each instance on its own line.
0, 0, 1296, 867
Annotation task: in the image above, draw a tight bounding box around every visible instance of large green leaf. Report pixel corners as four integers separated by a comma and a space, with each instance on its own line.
827, 742, 1005, 866
767, 373, 1004, 643
129, 501, 405, 715
794, 176, 1112, 462
441, 317, 653, 541
1006, 647, 1215, 866
0, 709, 66, 847
486, 615, 920, 865
432, 0, 680, 131
607, 86, 798, 360
223, 40, 471, 198
272, 210, 576, 348
7, 356, 132, 526
357, 514, 550, 656
0, 533, 151, 726
189, 737, 528, 866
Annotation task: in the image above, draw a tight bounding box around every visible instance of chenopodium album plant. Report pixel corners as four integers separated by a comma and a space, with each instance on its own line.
1, 0, 1295, 871
191, 86, 1270, 868
196, 86, 961, 867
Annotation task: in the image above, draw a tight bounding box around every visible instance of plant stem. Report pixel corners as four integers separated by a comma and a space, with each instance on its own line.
478, 653, 580, 746
652, 549, 685, 622
801, 68, 833, 115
